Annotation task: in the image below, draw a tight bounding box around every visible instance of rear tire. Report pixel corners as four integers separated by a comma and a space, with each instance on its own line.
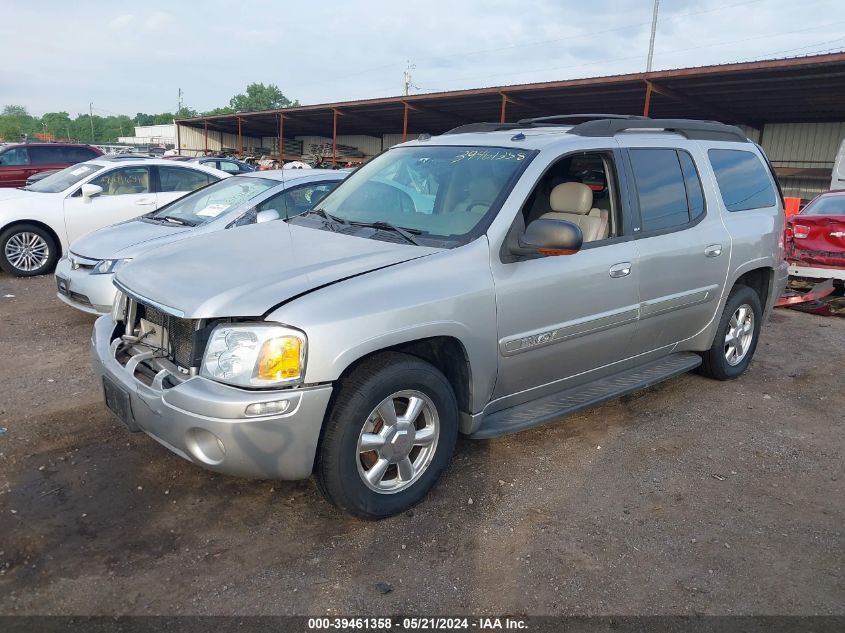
0, 223, 59, 277
698, 285, 762, 380
316, 352, 458, 519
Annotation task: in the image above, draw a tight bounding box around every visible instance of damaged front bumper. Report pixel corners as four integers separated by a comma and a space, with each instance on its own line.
90, 315, 332, 480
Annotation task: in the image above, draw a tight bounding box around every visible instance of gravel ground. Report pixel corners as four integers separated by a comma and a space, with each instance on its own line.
0, 274, 842, 616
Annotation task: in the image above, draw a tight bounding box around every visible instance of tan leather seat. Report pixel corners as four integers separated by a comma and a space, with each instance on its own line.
539, 182, 608, 242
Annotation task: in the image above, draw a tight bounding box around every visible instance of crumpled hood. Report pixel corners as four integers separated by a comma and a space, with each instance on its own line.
70, 219, 187, 260
115, 222, 440, 318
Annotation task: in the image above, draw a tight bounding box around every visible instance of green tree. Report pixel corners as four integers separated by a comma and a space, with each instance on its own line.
175, 106, 198, 119
134, 113, 155, 126
229, 83, 298, 113
40, 111, 73, 139
202, 106, 235, 116
2, 105, 29, 117
0, 104, 36, 141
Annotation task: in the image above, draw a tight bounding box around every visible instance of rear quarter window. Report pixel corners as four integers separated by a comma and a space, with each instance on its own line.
708, 149, 777, 212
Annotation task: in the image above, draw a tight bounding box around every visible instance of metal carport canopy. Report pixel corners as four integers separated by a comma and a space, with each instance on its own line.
177, 52, 845, 141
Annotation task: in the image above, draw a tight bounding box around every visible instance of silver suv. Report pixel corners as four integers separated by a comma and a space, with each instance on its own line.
92, 115, 787, 518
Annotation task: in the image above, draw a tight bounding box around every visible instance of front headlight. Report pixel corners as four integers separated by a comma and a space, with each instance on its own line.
92, 258, 132, 275
200, 323, 306, 388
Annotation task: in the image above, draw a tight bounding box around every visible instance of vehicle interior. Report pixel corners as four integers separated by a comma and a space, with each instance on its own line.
92, 168, 151, 195
520, 152, 619, 243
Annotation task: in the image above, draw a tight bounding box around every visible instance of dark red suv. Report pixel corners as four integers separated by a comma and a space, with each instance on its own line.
0, 143, 104, 188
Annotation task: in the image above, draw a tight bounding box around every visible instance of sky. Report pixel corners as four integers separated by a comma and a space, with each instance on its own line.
3, 0, 845, 117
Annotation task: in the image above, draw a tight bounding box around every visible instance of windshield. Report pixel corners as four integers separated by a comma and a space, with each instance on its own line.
146, 176, 277, 226
298, 145, 531, 245
801, 195, 845, 217
26, 162, 104, 193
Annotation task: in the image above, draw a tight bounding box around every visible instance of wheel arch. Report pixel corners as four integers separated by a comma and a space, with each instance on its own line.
333, 335, 473, 416
0, 219, 64, 259
312, 334, 475, 474
731, 266, 773, 312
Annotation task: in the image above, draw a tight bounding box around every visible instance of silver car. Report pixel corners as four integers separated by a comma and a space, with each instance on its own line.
56, 170, 345, 314
92, 116, 787, 518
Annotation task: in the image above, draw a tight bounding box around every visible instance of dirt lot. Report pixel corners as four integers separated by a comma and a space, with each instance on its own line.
0, 273, 842, 616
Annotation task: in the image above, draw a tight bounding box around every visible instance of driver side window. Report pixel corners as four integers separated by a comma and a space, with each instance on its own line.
520, 151, 620, 244
89, 167, 152, 196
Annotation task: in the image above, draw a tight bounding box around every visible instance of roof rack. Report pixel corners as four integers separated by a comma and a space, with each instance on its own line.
444, 113, 642, 135
569, 118, 748, 142
516, 114, 647, 125
443, 114, 748, 142
443, 122, 523, 135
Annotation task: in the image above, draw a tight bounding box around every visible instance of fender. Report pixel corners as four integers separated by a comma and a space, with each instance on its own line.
266, 239, 499, 413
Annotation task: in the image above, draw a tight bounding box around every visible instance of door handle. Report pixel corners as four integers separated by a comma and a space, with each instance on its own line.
705, 244, 722, 258
609, 262, 632, 278
135, 198, 155, 206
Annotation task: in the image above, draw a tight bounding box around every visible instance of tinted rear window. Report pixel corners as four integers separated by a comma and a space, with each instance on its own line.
629, 149, 693, 232
708, 149, 776, 212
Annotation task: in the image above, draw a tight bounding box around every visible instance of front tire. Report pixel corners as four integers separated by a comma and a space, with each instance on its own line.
698, 285, 762, 380
316, 352, 458, 519
0, 224, 59, 276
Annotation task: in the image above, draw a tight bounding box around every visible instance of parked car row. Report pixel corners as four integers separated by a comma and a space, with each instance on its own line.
56, 169, 344, 313
0, 157, 228, 276
0, 117, 789, 519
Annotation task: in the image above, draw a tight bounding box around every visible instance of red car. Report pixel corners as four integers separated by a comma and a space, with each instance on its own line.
0, 143, 103, 188
786, 190, 845, 282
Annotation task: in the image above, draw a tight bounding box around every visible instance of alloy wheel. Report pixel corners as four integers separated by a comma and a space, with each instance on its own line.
4, 231, 50, 272
356, 390, 440, 494
724, 303, 755, 366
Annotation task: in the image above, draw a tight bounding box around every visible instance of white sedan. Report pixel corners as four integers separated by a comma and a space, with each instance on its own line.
0, 157, 228, 276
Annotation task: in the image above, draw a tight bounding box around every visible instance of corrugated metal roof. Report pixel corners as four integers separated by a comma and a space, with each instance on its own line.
177, 52, 845, 140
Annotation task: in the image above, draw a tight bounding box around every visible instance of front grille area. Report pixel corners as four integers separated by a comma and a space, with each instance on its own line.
138, 304, 197, 369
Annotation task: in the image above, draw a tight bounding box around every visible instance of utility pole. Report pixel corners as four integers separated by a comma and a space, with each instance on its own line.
177, 87, 183, 115
646, 0, 660, 72
89, 102, 95, 142
403, 61, 417, 96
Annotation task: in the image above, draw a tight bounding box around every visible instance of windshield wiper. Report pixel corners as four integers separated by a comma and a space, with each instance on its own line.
349, 220, 422, 245
159, 216, 196, 227
304, 208, 348, 224
299, 208, 350, 233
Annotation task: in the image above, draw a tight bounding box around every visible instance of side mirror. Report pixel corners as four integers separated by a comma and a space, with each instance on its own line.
81, 183, 103, 202
510, 218, 583, 257
256, 208, 281, 224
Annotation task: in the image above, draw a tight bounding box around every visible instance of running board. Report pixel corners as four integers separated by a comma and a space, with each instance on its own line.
471, 352, 702, 439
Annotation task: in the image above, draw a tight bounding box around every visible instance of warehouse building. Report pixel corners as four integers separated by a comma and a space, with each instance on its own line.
176, 52, 845, 201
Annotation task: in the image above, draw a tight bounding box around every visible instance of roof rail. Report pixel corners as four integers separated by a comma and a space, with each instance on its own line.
444, 113, 648, 135
516, 114, 647, 125
569, 118, 748, 142
443, 122, 524, 135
